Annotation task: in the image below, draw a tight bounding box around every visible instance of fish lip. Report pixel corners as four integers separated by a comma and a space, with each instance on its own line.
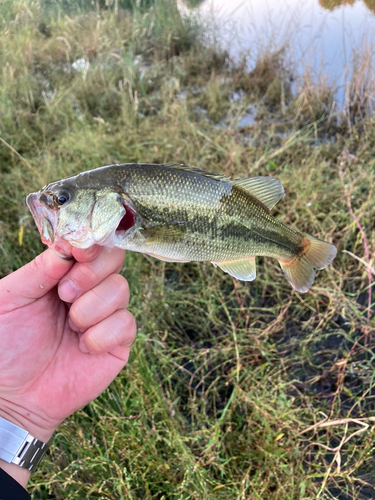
26, 192, 58, 246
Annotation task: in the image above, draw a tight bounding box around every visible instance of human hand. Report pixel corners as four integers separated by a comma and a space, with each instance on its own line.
0, 246, 136, 486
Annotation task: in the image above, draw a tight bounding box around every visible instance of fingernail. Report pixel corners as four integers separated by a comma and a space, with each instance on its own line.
73, 245, 102, 262
79, 341, 90, 354
83, 246, 97, 256
59, 280, 78, 302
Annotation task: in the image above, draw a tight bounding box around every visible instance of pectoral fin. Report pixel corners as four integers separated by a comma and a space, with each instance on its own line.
143, 223, 186, 244
146, 252, 190, 263
213, 257, 256, 281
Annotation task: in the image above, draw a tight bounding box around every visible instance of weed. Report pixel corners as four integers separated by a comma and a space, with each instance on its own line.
342, 40, 375, 127
292, 68, 337, 128
0, 1, 374, 499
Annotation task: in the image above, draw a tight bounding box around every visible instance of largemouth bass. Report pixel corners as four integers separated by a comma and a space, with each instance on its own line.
26, 163, 337, 292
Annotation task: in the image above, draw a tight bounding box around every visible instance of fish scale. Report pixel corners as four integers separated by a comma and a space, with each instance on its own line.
27, 163, 337, 292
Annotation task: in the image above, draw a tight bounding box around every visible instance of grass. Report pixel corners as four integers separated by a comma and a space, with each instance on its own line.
0, 1, 374, 498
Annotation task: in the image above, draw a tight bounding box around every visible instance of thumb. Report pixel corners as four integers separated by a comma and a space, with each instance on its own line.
0, 249, 74, 313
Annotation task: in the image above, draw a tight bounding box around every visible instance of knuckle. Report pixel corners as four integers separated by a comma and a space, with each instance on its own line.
117, 308, 131, 324
69, 302, 88, 328
102, 275, 129, 309
78, 262, 100, 286
110, 274, 129, 298
27, 252, 55, 281
85, 331, 106, 353
119, 310, 137, 339
27, 256, 42, 275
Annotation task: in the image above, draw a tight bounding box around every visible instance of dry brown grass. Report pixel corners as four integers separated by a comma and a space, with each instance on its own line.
343, 40, 375, 127
0, 2, 374, 499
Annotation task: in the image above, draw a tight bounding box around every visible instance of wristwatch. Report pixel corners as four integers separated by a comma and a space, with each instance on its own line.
0, 416, 50, 472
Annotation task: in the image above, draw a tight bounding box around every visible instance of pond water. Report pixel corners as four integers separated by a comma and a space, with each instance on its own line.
179, 0, 375, 96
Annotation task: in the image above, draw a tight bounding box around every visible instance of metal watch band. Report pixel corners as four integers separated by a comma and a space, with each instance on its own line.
0, 416, 50, 472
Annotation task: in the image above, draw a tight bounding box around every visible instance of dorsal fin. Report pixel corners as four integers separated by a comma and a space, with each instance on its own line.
166, 164, 232, 183
234, 176, 285, 211
166, 165, 285, 210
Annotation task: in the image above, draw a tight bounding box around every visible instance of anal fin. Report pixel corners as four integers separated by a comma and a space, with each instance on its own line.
213, 257, 256, 281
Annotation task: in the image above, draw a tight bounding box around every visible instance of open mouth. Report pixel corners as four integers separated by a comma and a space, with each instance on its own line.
26, 192, 58, 245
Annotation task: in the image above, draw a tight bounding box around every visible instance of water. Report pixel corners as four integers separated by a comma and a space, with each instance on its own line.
179, 0, 375, 98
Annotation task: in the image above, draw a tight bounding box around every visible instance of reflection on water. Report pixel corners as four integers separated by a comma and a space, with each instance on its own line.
319, 0, 355, 9
365, 0, 375, 11
179, 0, 375, 101
184, 0, 206, 6
319, 0, 375, 13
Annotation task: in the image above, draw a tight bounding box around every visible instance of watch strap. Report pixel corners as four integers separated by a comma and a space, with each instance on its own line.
0, 417, 50, 472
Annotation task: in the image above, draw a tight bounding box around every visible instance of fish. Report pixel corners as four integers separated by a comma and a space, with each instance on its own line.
26, 163, 337, 292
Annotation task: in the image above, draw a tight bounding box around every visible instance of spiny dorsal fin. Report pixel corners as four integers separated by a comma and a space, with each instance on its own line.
234, 176, 285, 211
166, 164, 232, 183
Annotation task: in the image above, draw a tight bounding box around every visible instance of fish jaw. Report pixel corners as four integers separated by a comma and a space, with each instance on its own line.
26, 192, 57, 246
26, 191, 74, 258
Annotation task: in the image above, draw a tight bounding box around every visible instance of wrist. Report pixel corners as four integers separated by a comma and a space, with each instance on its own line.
0, 405, 56, 488
0, 401, 57, 444
0, 459, 31, 488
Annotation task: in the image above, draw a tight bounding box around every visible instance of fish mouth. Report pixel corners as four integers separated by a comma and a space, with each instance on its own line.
26, 192, 58, 246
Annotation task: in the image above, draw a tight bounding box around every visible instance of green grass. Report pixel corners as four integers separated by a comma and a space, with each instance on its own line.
0, 1, 374, 498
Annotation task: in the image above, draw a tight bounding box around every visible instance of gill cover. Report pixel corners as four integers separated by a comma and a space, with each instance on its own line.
90, 192, 126, 244
55, 189, 125, 249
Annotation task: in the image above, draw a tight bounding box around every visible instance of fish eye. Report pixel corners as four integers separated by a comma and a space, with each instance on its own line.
56, 192, 70, 206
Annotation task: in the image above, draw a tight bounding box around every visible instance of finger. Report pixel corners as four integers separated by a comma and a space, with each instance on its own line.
68, 316, 81, 333
69, 274, 130, 330
107, 344, 132, 362
58, 247, 125, 303
0, 249, 74, 313
72, 245, 102, 263
79, 309, 136, 355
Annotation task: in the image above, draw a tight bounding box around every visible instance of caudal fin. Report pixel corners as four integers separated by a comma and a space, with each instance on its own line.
278, 235, 337, 293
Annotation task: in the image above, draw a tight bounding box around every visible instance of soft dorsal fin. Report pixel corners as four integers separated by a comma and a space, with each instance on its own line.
234, 176, 285, 211
166, 164, 232, 183
167, 165, 285, 210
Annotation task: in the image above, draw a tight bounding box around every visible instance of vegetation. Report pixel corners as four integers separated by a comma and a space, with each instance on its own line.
0, 1, 374, 498
318, 0, 375, 14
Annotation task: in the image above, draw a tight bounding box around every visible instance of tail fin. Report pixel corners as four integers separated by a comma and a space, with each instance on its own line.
278, 235, 337, 293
